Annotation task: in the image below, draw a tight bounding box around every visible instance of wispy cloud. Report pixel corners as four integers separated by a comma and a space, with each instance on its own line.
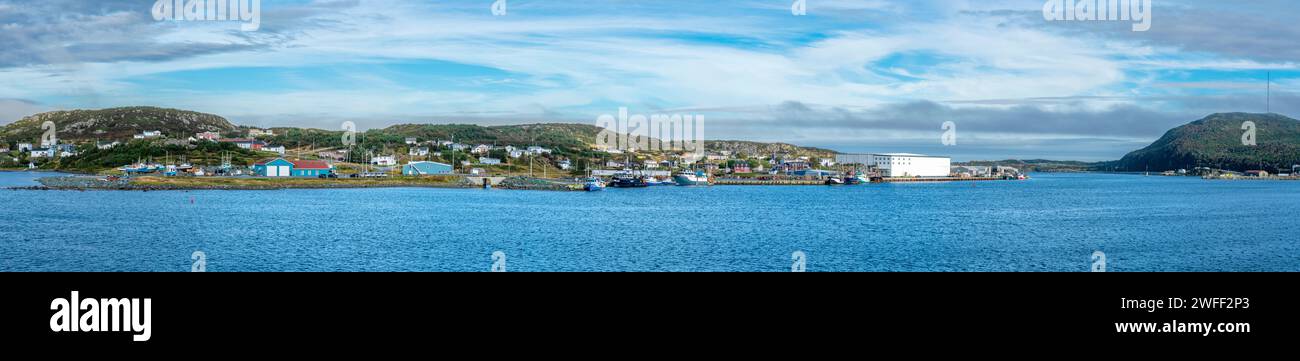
0, 0, 1295, 160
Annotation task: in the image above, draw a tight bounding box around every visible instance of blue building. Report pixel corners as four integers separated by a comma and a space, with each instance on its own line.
403, 161, 453, 175
253, 158, 335, 177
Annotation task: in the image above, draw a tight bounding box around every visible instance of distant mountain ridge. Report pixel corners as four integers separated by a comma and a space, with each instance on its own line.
1110, 113, 1300, 172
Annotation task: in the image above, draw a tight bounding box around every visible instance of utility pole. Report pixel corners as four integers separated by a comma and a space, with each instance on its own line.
529, 128, 535, 178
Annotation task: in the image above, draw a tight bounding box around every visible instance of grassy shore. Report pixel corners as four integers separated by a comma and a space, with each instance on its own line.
26, 175, 476, 191
128, 176, 470, 190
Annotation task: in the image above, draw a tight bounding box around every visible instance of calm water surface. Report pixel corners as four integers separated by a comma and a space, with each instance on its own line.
1, 171, 1297, 271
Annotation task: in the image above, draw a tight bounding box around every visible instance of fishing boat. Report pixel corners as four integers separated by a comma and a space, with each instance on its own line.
673, 170, 711, 186
824, 177, 845, 185
119, 162, 153, 174
583, 177, 606, 191
645, 177, 673, 186
609, 173, 649, 188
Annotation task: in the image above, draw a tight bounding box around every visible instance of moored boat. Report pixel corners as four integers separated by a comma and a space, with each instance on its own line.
584, 177, 606, 191
673, 170, 711, 186
645, 177, 673, 186
609, 173, 648, 188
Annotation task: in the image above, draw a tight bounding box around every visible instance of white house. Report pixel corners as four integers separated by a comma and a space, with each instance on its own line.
409, 147, 429, 156
248, 129, 273, 138
405, 137, 419, 145
195, 132, 220, 141
951, 166, 991, 177
527, 146, 551, 155
478, 157, 501, 165
509, 150, 524, 158
472, 144, 492, 155
317, 150, 348, 161
264, 145, 287, 155
371, 155, 397, 166
135, 130, 163, 139
17, 143, 33, 152
55, 144, 77, 157
29, 148, 54, 158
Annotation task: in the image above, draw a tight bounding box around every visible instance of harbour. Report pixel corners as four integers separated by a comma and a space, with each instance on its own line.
4, 171, 1299, 272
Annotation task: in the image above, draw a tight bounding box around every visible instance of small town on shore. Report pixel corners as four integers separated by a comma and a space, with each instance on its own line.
5, 109, 1298, 191
5, 126, 1044, 191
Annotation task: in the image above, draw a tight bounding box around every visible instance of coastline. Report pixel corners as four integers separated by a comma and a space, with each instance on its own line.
17, 175, 595, 192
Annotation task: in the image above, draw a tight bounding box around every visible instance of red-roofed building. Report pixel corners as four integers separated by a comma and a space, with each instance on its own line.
219, 138, 266, 150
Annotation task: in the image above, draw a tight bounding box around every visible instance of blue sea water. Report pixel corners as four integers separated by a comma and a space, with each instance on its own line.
1, 171, 1297, 272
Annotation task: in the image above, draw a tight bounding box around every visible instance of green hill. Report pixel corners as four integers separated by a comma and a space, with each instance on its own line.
2, 107, 839, 172
1111, 113, 1300, 172
1, 106, 237, 143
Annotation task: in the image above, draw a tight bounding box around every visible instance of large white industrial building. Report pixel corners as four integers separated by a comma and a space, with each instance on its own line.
834, 153, 951, 178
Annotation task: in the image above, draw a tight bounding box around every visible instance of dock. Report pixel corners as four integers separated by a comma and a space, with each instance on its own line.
876, 176, 1006, 183
714, 178, 825, 185
715, 176, 1015, 185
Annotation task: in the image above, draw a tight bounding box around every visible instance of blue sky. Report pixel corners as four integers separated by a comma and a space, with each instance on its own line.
1, 0, 1297, 161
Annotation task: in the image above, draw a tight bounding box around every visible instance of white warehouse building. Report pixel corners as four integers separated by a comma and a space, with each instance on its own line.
834, 153, 951, 178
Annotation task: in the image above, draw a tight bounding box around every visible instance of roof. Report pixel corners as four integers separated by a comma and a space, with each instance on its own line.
254, 158, 293, 166
838, 153, 950, 159
404, 161, 452, 174
406, 161, 451, 167
291, 160, 332, 169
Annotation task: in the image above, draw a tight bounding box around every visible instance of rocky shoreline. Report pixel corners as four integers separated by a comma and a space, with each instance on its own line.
496, 176, 585, 191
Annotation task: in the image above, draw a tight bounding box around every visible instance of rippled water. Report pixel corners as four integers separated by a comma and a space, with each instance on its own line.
1, 171, 1297, 271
